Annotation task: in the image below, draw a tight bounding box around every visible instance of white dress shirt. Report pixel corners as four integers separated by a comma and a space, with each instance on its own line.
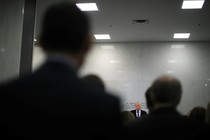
136, 110, 141, 117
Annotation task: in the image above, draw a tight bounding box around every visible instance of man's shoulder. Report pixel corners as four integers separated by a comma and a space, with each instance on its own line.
84, 84, 120, 105
0, 77, 24, 91
141, 110, 147, 114
130, 110, 136, 113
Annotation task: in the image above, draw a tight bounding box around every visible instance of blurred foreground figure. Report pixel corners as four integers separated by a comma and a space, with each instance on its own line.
121, 111, 135, 126
145, 86, 154, 113
82, 74, 105, 91
0, 2, 122, 140
188, 106, 206, 122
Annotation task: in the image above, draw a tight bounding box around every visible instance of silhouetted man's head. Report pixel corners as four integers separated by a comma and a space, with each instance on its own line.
40, 2, 90, 53
82, 74, 105, 91
145, 86, 154, 111
151, 75, 182, 108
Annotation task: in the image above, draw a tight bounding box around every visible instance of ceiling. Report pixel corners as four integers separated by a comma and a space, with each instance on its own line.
35, 0, 210, 43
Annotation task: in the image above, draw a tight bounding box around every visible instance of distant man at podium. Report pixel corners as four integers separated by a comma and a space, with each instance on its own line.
130, 102, 147, 118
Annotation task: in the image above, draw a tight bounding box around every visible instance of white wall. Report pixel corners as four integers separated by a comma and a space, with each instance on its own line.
0, 0, 24, 83
33, 42, 210, 115
32, 46, 46, 71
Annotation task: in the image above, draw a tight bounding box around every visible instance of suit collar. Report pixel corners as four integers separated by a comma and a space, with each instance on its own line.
47, 54, 77, 71
33, 57, 78, 80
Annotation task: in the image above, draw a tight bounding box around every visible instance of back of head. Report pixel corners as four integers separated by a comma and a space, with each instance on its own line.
188, 106, 206, 122
121, 111, 135, 126
145, 86, 154, 112
40, 2, 90, 52
206, 101, 210, 124
82, 74, 105, 91
151, 75, 182, 108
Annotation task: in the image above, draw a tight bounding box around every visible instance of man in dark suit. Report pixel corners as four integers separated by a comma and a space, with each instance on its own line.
130, 102, 147, 118
127, 75, 210, 139
0, 2, 122, 140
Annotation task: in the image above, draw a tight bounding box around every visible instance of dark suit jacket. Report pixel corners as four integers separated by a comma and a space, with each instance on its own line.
130, 109, 147, 118
126, 108, 210, 139
0, 60, 122, 140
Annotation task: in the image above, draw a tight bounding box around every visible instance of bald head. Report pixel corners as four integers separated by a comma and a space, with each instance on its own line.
151, 75, 182, 108
135, 102, 141, 110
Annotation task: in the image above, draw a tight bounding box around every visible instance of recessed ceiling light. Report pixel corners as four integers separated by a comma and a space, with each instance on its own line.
94, 34, 111, 40
173, 33, 190, 39
34, 39, 37, 42
76, 3, 98, 11
182, 0, 205, 9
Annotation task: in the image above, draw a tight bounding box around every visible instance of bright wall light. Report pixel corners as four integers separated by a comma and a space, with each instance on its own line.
168, 60, 178, 63
101, 45, 115, 50
76, 3, 98, 11
167, 70, 174, 74
182, 0, 205, 9
94, 34, 111, 40
171, 45, 185, 49
110, 60, 121, 64
173, 33, 190, 39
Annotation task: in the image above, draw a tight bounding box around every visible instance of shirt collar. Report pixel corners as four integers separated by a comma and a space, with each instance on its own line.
47, 54, 77, 72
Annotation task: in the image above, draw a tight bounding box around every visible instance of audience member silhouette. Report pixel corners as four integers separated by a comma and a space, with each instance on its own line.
206, 101, 210, 125
121, 111, 136, 126
0, 2, 122, 140
130, 102, 147, 119
126, 75, 210, 139
145, 86, 154, 113
82, 74, 105, 91
188, 106, 206, 122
